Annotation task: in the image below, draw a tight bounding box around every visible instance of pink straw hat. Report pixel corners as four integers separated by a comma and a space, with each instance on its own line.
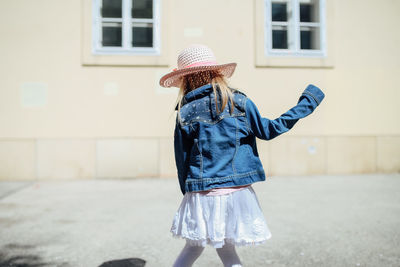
159, 44, 237, 88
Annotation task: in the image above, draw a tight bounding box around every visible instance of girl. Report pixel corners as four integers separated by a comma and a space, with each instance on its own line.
159, 44, 325, 267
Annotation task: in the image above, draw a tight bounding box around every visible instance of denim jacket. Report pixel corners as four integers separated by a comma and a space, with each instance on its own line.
174, 83, 325, 195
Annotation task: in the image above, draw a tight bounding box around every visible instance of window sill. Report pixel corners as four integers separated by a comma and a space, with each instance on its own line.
255, 55, 334, 68
81, 0, 170, 67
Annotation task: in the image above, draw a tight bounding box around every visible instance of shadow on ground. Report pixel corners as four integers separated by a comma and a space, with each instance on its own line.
0, 243, 147, 267
0, 252, 52, 267
0, 243, 59, 267
98, 258, 146, 267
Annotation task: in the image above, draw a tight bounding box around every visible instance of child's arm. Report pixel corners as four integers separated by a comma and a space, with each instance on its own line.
245, 84, 325, 141
173, 118, 192, 195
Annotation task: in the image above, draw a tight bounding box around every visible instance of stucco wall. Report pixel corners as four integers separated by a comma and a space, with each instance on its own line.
0, 0, 399, 180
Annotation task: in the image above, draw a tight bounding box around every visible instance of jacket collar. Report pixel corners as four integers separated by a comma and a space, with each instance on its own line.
175, 83, 214, 110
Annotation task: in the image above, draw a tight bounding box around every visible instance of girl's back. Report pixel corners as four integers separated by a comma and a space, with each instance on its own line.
175, 82, 266, 195
159, 44, 325, 266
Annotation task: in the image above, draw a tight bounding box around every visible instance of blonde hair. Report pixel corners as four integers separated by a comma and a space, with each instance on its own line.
175, 70, 235, 123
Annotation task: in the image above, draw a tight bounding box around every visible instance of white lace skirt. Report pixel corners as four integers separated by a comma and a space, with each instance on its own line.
170, 185, 272, 249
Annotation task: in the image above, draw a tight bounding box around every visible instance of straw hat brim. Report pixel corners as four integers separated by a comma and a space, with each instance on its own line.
159, 62, 237, 88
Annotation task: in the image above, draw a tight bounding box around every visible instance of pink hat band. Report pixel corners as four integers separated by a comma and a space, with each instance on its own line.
159, 44, 237, 88
173, 60, 218, 72
183, 60, 218, 68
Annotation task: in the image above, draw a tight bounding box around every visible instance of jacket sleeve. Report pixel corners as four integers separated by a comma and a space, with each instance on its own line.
245, 84, 325, 141
174, 117, 192, 195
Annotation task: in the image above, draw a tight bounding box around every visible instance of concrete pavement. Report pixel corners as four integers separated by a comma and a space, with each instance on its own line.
0, 174, 399, 267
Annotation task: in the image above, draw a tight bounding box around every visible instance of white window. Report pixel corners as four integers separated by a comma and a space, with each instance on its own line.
265, 0, 326, 57
92, 0, 160, 55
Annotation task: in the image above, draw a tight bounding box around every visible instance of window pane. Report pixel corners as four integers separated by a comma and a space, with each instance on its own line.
272, 26, 288, 49
102, 0, 122, 18
271, 2, 287, 21
132, 22, 153, 47
300, 0, 319, 22
300, 26, 320, 49
132, 0, 153, 19
102, 22, 122, 46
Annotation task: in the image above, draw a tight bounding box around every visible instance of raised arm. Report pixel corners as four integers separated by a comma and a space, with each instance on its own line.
245, 84, 325, 141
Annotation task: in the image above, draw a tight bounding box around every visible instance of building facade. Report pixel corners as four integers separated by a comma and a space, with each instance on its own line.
0, 0, 399, 180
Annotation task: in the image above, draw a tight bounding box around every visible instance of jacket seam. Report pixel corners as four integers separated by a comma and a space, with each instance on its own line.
199, 152, 203, 179
180, 112, 245, 127
197, 140, 203, 179
185, 170, 262, 183
243, 98, 252, 133
302, 91, 320, 105
231, 117, 239, 174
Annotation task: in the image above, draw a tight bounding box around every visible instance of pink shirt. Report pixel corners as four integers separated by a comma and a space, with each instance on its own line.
196, 184, 250, 196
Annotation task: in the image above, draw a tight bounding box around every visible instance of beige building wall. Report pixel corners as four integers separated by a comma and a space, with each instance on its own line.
0, 0, 399, 180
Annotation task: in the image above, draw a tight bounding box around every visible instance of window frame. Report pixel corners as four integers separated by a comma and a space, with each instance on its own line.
92, 0, 161, 55
264, 0, 326, 58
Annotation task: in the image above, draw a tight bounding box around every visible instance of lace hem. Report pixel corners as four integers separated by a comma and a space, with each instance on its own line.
171, 229, 272, 249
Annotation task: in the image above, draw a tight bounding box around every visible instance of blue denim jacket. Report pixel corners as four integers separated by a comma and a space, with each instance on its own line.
174, 83, 325, 195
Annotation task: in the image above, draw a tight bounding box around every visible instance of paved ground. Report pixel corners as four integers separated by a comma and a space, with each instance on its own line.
0, 173, 399, 267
